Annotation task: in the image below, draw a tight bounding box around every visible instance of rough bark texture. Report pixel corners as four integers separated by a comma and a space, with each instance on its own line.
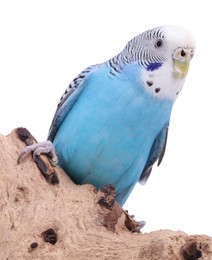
0, 129, 211, 260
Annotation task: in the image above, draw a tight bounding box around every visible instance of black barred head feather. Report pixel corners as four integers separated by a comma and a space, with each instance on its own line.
123, 27, 167, 67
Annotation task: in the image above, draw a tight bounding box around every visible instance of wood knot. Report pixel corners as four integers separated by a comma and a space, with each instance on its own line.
97, 184, 116, 209
41, 228, 57, 245
180, 241, 202, 260
16, 127, 33, 145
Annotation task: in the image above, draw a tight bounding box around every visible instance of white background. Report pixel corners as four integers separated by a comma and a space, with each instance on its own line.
0, 1, 211, 236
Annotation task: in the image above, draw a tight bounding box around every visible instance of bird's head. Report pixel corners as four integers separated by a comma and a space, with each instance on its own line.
121, 25, 195, 100
125, 25, 195, 78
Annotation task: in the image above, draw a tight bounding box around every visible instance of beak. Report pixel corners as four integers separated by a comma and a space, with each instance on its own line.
173, 48, 194, 78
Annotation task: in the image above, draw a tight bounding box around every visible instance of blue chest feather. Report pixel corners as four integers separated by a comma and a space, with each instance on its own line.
53, 64, 173, 205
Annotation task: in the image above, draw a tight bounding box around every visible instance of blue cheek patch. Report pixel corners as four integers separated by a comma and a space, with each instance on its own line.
147, 62, 162, 71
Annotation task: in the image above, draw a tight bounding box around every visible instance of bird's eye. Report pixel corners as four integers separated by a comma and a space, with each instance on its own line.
155, 39, 163, 48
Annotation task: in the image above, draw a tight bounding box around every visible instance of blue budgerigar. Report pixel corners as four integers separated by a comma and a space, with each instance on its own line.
20, 25, 195, 206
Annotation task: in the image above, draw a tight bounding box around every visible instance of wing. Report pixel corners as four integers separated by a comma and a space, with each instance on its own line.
48, 64, 101, 141
138, 123, 169, 185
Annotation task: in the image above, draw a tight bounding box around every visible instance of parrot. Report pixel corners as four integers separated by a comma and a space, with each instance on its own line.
19, 25, 195, 206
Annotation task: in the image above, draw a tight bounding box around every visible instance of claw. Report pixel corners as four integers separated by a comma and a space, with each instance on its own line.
136, 221, 146, 230
124, 209, 146, 232
18, 141, 58, 165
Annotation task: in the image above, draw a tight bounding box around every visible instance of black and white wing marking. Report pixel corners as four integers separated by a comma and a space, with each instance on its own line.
48, 64, 101, 142
138, 123, 169, 185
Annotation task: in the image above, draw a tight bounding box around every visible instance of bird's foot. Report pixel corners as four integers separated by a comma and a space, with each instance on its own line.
18, 140, 58, 166
16, 127, 59, 185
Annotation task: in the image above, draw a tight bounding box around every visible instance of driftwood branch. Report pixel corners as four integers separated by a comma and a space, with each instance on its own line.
0, 128, 211, 260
